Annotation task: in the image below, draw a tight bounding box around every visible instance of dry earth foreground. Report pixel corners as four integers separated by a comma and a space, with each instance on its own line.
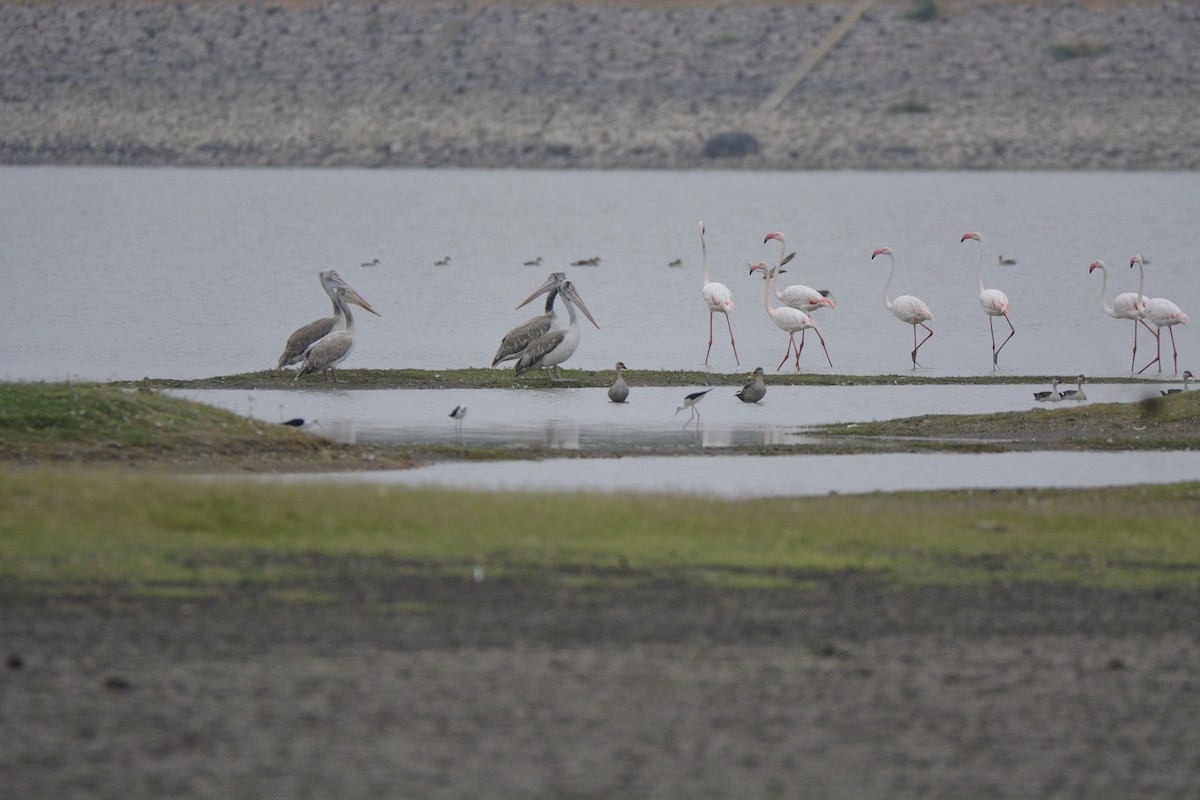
2, 0, 1198, 169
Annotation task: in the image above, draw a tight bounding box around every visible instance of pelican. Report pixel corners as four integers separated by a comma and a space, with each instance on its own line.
608, 361, 629, 403
674, 388, 712, 428
735, 367, 767, 403
492, 272, 567, 367
295, 285, 380, 382
514, 279, 600, 380
277, 270, 376, 369
1060, 375, 1088, 401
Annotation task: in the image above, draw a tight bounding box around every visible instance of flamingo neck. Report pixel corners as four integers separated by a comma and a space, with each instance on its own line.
1095, 265, 1116, 318
700, 231, 710, 285
761, 265, 774, 315
975, 242, 986, 297
881, 252, 896, 312
1135, 258, 1145, 311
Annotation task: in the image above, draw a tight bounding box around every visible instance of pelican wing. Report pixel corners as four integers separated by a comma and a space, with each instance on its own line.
278, 317, 336, 368
296, 331, 354, 378
515, 329, 567, 376
492, 313, 554, 366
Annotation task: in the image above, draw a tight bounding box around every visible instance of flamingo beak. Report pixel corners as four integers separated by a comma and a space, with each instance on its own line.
515, 274, 561, 310
343, 286, 380, 316
561, 283, 601, 330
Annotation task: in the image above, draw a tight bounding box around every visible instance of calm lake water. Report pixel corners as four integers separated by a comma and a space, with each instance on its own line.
3, 167, 1197, 382
8, 167, 1199, 496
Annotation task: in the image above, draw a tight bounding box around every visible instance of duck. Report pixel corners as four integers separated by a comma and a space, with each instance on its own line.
735, 367, 767, 403
1161, 370, 1194, 395
1033, 377, 1062, 402
607, 362, 629, 403
1059, 374, 1088, 401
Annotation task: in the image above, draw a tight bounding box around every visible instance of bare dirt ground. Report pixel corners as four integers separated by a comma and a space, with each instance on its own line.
5, 561, 1200, 799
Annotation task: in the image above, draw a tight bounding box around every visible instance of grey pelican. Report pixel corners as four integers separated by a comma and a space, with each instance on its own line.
674, 388, 712, 428
1060, 375, 1088, 401
1033, 378, 1062, 402
608, 362, 629, 403
1161, 369, 1194, 395
295, 285, 380, 382
872, 247, 934, 369
735, 367, 766, 403
277, 270, 376, 369
962, 232, 1015, 370
492, 272, 566, 367
514, 279, 600, 381
699, 221, 739, 366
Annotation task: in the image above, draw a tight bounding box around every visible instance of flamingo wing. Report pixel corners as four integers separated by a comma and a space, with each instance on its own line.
892, 295, 933, 325
703, 281, 734, 312
980, 288, 1010, 316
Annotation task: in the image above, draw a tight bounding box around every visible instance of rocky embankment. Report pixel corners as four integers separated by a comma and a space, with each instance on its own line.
1, 0, 1197, 170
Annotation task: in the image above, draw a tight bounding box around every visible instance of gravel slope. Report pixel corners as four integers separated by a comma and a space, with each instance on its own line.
2, 0, 1198, 169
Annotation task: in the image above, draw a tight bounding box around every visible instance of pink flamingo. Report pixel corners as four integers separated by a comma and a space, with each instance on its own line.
871, 247, 934, 369
762, 232, 837, 313
1131, 254, 1190, 375
962, 232, 1014, 369
698, 221, 739, 366
1088, 259, 1151, 373
749, 261, 833, 371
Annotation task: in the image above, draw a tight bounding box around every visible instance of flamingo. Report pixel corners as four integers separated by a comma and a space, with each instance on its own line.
295, 284, 380, 382
1060, 374, 1088, 401
674, 388, 712, 428
1131, 254, 1190, 375
1089, 259, 1152, 373
514, 278, 600, 380
1033, 378, 1062, 402
871, 247, 934, 369
1161, 370, 1194, 395
277, 270, 376, 369
735, 367, 767, 403
749, 261, 833, 371
608, 361, 629, 403
962, 232, 1015, 369
698, 221, 739, 366
763, 232, 837, 313
491, 272, 567, 367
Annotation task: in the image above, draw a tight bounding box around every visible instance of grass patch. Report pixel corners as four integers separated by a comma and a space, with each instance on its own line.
1047, 38, 1113, 61
904, 0, 939, 23
887, 99, 932, 114
2, 469, 1199, 591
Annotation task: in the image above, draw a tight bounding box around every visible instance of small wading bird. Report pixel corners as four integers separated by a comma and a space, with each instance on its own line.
872, 247, 934, 369
749, 261, 833, 371
277, 270, 376, 369
1089, 259, 1151, 373
962, 232, 1015, 369
449, 405, 467, 436
698, 221, 739, 366
280, 417, 319, 429
1131, 254, 1190, 375
1161, 369, 1194, 395
295, 283, 380, 382
608, 361, 629, 403
491, 272, 567, 367
1033, 377, 1062, 402
1060, 374, 1088, 401
674, 388, 712, 428
735, 367, 766, 403
763, 232, 837, 314
514, 277, 600, 381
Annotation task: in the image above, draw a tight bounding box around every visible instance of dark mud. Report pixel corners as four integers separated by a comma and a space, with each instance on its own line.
4, 560, 1200, 799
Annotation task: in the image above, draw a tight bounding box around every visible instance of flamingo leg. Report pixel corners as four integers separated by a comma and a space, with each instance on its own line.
1138, 327, 1163, 375
912, 323, 934, 368
1131, 319, 1139, 374
812, 327, 833, 368
1168, 327, 1179, 375
990, 314, 1015, 368
776, 334, 796, 371
723, 312, 740, 366
705, 312, 715, 366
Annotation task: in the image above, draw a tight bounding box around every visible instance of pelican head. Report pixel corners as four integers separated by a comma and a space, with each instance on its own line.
515, 272, 568, 310
557, 280, 600, 330
325, 270, 379, 315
